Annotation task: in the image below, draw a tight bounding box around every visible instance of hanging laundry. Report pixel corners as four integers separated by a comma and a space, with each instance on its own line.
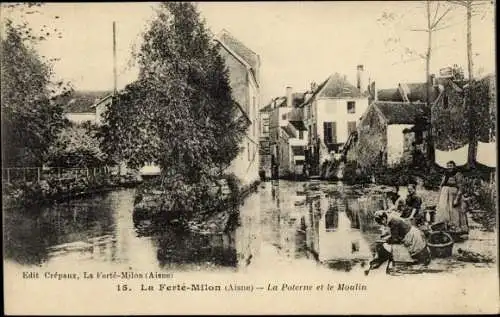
435, 144, 469, 168
476, 141, 496, 168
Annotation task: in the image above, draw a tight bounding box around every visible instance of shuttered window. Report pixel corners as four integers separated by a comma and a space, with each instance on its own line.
324, 122, 337, 144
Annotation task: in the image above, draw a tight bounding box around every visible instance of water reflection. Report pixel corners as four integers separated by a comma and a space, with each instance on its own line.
4, 181, 385, 273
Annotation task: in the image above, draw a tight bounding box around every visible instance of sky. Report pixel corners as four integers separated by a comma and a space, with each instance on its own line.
2, 1, 495, 106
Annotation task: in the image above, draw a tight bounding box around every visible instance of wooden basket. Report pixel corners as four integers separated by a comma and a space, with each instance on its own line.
427, 231, 454, 258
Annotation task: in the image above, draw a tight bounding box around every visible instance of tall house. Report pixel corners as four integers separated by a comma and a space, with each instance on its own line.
215, 29, 261, 185
259, 102, 273, 179
299, 66, 369, 173
268, 88, 308, 178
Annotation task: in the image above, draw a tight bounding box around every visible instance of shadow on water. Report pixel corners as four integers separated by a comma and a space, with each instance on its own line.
4, 181, 490, 275
4, 194, 115, 266
154, 231, 237, 270
4, 188, 239, 270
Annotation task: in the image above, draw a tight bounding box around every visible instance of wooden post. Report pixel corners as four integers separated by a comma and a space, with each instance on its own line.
86, 168, 89, 178
37, 167, 41, 182
23, 168, 27, 182
7, 169, 10, 184
58, 167, 61, 179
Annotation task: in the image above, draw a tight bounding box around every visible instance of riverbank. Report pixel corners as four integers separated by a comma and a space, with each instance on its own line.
2, 173, 141, 210
133, 176, 261, 234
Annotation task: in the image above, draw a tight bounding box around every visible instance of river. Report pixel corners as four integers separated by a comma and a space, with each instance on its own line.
3, 180, 497, 276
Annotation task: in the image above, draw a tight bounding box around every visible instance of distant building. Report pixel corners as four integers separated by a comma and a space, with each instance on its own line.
349, 101, 429, 168
267, 87, 307, 178
299, 66, 370, 174
215, 29, 261, 185
280, 107, 308, 177
259, 103, 273, 179
350, 67, 487, 168
61, 91, 112, 124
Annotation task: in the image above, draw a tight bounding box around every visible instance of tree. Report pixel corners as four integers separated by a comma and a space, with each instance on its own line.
378, 1, 456, 166
447, 0, 493, 167
1, 20, 68, 167
1, 3, 70, 167
379, 1, 455, 105
46, 122, 108, 168
100, 2, 248, 215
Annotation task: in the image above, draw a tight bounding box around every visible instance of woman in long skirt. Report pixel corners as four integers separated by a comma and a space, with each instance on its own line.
368, 210, 431, 272
435, 161, 469, 235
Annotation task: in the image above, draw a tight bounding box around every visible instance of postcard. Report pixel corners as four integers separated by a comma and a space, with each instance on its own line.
2, 1, 498, 315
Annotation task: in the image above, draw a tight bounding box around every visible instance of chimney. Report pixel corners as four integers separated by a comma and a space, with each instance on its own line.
286, 86, 293, 107
310, 81, 318, 92
430, 74, 437, 87
356, 65, 365, 92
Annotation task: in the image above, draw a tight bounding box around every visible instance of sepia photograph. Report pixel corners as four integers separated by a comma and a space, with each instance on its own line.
2, 1, 498, 315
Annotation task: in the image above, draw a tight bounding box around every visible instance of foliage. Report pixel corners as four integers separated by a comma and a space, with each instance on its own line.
422, 168, 443, 190
45, 122, 109, 168
1, 7, 70, 167
469, 77, 495, 142
2, 171, 137, 209
342, 161, 371, 185
100, 2, 249, 219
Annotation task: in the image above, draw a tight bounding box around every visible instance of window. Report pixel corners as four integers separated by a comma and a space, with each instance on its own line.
282, 114, 287, 120
347, 101, 356, 114
325, 209, 339, 230
323, 122, 337, 144
299, 130, 304, 140
347, 121, 357, 135
443, 94, 449, 109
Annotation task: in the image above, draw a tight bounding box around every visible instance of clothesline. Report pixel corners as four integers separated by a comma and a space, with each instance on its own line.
435, 144, 468, 168
434, 142, 497, 168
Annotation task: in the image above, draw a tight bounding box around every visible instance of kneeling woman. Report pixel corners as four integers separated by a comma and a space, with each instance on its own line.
370, 210, 431, 269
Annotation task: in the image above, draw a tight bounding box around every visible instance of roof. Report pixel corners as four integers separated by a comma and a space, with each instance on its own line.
299, 77, 329, 107
260, 103, 272, 112
300, 73, 367, 107
374, 101, 428, 125
291, 92, 305, 106
290, 121, 307, 131
287, 107, 303, 121
281, 125, 296, 138
319, 73, 366, 98
58, 90, 113, 113
377, 81, 449, 103
271, 93, 305, 108
217, 29, 260, 85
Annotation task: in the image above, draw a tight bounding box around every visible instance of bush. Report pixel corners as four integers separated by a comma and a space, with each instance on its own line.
423, 169, 443, 190
343, 161, 371, 185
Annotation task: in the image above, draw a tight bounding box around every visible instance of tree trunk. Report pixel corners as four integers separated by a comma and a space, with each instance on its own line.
466, 0, 473, 81
466, 0, 476, 169
425, 0, 435, 169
